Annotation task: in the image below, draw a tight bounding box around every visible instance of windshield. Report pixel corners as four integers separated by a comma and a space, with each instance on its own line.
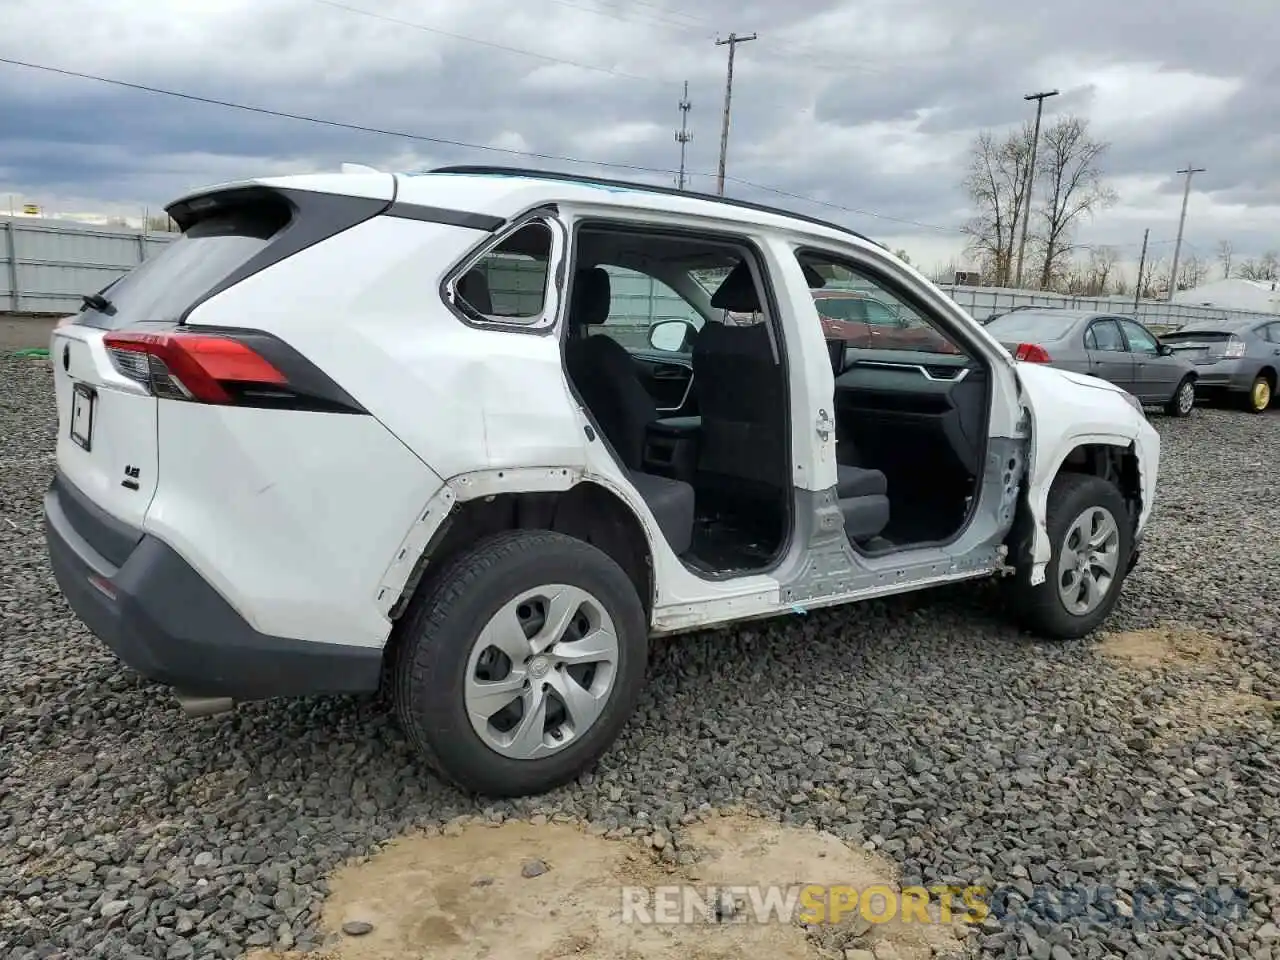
985, 311, 1080, 341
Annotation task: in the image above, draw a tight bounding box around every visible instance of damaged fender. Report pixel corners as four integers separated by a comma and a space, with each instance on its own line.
1012, 364, 1161, 586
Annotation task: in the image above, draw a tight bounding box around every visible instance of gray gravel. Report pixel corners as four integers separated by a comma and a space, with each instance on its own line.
2, 353, 1279, 960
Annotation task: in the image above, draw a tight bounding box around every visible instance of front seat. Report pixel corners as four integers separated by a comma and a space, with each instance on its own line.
563, 267, 658, 470
692, 261, 789, 500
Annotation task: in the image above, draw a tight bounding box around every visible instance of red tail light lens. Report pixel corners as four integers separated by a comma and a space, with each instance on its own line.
103, 331, 287, 404
1014, 343, 1052, 363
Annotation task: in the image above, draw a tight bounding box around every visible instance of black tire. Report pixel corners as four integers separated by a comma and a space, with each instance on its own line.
1164, 376, 1196, 417
1005, 473, 1133, 640
392, 530, 648, 797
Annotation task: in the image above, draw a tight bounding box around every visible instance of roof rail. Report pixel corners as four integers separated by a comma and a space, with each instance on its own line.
426, 165, 884, 249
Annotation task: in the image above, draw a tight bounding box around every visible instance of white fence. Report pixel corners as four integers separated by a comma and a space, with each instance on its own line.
1, 217, 176, 316
937, 283, 1275, 332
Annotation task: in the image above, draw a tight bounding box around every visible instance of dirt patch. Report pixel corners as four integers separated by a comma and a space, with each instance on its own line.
1098, 625, 1220, 669
247, 813, 967, 960
0, 316, 56, 352
1100, 626, 1277, 743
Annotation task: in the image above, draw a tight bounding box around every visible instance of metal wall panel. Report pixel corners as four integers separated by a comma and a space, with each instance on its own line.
0, 217, 175, 315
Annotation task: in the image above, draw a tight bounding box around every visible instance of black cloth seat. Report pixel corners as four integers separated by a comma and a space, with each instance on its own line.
840, 494, 891, 542
837, 464, 887, 498
627, 470, 695, 556
563, 267, 658, 470
691, 262, 788, 498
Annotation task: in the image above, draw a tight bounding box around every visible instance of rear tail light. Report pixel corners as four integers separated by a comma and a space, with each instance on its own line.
100, 328, 364, 414
1222, 336, 1246, 359
104, 331, 287, 404
1014, 343, 1052, 363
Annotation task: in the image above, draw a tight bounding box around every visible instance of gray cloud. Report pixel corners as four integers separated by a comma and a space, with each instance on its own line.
0, 0, 1275, 264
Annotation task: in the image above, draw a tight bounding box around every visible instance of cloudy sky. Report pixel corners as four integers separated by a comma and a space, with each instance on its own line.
0, 0, 1275, 277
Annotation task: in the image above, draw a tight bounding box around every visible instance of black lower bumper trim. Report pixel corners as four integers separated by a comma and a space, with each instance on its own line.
44, 476, 383, 701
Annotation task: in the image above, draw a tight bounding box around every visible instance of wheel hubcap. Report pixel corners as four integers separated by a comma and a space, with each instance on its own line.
1178, 383, 1194, 413
1254, 380, 1271, 410
1057, 505, 1121, 616
464, 584, 619, 760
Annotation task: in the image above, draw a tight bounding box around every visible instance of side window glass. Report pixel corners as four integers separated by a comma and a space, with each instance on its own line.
1120, 319, 1158, 354
583, 266, 705, 354
1263, 324, 1280, 343
795, 252, 964, 356
1089, 320, 1126, 352
453, 222, 552, 323
1084, 326, 1097, 350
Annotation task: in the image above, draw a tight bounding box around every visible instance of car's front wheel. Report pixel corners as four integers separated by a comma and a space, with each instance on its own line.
1006, 473, 1133, 640
393, 531, 648, 797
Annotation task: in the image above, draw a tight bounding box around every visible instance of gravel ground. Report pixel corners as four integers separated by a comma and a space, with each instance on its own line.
2, 353, 1278, 960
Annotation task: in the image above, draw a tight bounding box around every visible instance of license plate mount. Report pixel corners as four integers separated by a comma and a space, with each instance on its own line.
70, 382, 97, 452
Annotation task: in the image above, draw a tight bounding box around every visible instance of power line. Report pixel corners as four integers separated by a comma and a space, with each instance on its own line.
306, 0, 654, 82
0, 54, 962, 234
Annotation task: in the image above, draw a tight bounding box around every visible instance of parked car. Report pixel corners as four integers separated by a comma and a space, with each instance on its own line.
44, 165, 1160, 798
812, 289, 960, 353
984, 309, 1198, 417
1159, 316, 1280, 413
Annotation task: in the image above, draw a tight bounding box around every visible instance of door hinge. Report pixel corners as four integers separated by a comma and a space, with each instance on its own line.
816, 408, 833, 441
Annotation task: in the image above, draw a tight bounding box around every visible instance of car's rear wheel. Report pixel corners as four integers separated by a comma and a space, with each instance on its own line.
392, 530, 648, 797
1165, 376, 1196, 417
1244, 374, 1273, 413
1006, 473, 1132, 640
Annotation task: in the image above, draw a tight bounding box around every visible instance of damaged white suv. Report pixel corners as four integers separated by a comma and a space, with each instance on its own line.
45, 165, 1160, 797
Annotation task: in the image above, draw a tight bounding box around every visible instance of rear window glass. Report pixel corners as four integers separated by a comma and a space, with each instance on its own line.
77, 204, 289, 329
985, 311, 1078, 341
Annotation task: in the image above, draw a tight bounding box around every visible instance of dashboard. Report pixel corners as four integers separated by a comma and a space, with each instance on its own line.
834, 348, 988, 477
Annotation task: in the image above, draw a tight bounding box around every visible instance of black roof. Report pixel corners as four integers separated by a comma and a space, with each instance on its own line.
428, 165, 884, 249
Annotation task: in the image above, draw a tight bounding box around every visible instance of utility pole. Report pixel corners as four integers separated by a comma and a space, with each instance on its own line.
715, 32, 756, 196
1166, 163, 1205, 301
674, 81, 692, 190
1133, 227, 1149, 313
1013, 89, 1059, 288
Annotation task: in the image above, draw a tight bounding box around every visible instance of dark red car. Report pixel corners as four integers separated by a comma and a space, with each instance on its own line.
813, 290, 959, 354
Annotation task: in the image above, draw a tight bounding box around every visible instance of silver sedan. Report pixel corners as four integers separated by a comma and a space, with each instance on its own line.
984, 308, 1198, 417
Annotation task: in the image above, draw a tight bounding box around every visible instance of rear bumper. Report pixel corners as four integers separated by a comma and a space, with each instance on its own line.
43, 472, 383, 701
1190, 361, 1255, 392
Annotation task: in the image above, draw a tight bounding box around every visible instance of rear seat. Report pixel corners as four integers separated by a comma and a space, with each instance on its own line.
627, 470, 695, 556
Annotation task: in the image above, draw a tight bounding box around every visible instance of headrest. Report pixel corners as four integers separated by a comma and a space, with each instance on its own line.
457, 268, 492, 315
709, 260, 761, 313
570, 267, 611, 326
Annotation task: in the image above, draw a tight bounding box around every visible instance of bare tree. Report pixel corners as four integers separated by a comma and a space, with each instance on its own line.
960, 124, 1035, 286
1139, 257, 1165, 299
893, 248, 912, 265
1084, 246, 1119, 295
1177, 253, 1209, 292
145, 214, 177, 232
1033, 116, 1118, 289
1216, 240, 1233, 279
1237, 251, 1280, 281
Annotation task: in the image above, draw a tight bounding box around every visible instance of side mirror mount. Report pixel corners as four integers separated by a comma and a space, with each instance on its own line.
1158, 342, 1173, 356
647, 318, 697, 353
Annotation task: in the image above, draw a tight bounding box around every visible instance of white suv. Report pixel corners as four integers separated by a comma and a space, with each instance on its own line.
44, 166, 1160, 797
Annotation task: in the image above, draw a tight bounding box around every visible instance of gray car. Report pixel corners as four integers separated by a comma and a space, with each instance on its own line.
1159, 316, 1280, 414
984, 309, 1198, 417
